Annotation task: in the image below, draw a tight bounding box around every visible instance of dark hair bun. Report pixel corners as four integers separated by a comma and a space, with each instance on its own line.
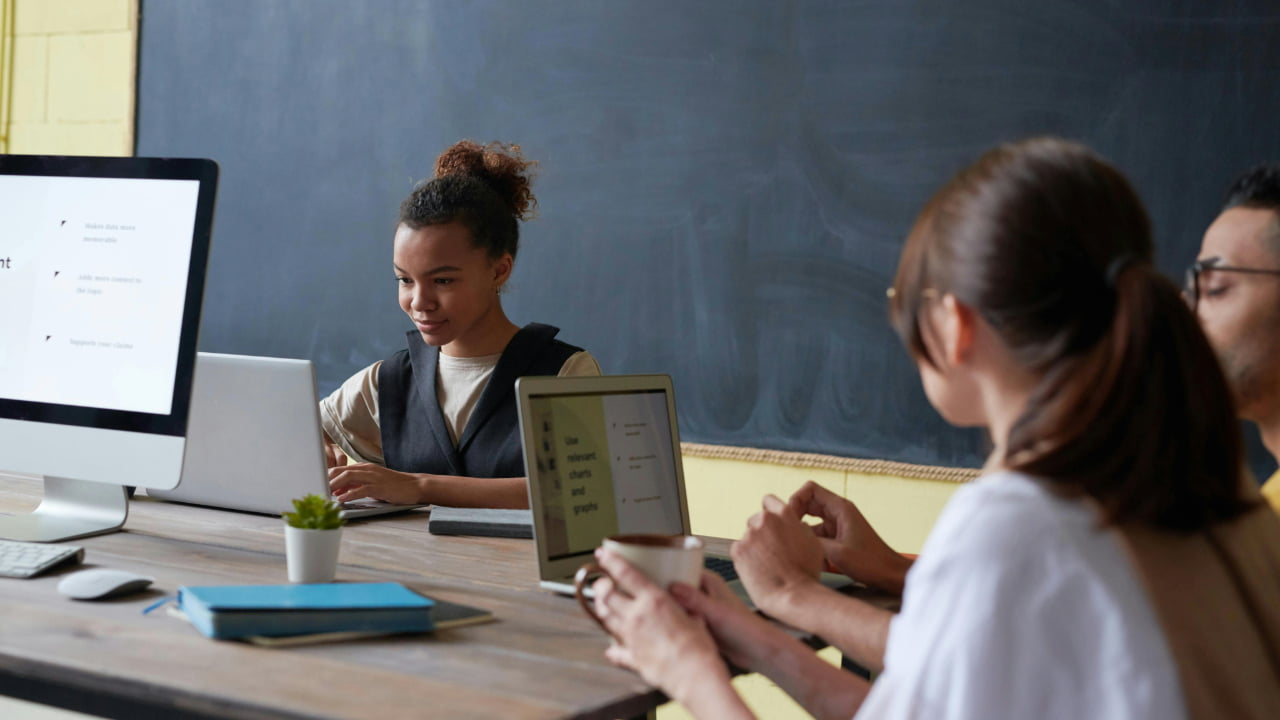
434, 140, 538, 220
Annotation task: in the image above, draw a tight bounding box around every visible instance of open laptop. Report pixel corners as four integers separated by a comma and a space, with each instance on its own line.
515, 374, 851, 602
148, 353, 423, 520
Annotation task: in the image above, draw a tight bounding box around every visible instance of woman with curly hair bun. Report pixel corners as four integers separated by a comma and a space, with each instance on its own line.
320, 141, 600, 509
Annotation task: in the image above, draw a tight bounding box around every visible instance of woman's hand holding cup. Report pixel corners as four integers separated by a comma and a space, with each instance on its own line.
578, 537, 731, 705
573, 533, 704, 636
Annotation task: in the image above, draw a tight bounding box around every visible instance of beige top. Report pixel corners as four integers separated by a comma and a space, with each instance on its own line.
319, 350, 601, 464
1118, 493, 1280, 720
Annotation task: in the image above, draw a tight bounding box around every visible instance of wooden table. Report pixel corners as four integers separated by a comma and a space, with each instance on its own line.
0, 477, 899, 719
0, 477, 670, 720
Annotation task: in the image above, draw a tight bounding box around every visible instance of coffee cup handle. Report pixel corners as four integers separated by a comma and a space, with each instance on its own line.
574, 561, 618, 640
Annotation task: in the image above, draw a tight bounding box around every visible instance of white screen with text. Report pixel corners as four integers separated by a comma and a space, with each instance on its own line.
0, 175, 199, 414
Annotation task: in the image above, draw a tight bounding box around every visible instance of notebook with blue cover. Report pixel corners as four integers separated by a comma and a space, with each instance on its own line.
177, 582, 434, 639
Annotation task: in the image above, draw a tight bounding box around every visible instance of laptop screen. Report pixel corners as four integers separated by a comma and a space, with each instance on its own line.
525, 387, 685, 562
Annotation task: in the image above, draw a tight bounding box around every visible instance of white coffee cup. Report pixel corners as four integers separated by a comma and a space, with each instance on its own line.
574, 533, 704, 637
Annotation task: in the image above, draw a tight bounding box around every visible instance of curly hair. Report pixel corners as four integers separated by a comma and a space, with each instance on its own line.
398, 141, 539, 259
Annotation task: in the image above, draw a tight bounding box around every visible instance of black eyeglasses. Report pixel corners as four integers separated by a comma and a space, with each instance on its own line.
1183, 260, 1280, 310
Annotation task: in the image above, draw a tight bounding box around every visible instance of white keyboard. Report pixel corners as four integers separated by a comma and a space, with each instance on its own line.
0, 539, 84, 578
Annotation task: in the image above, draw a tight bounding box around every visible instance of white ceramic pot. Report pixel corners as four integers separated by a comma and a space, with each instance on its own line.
285, 525, 343, 583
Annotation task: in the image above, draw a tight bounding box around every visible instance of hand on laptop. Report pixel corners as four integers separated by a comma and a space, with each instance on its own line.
329, 464, 425, 505
786, 481, 912, 594
730, 494, 826, 622
322, 438, 349, 470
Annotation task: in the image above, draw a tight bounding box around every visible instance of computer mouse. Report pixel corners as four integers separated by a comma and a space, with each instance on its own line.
57, 568, 155, 601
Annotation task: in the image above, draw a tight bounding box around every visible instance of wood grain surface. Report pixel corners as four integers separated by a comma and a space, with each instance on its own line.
0, 477, 897, 719
0, 478, 661, 720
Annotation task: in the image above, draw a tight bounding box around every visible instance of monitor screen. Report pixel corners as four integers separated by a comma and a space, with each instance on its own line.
0, 155, 217, 542
526, 388, 686, 562
0, 156, 215, 435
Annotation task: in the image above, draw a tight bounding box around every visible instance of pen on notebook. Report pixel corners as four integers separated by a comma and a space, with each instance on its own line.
142, 596, 172, 615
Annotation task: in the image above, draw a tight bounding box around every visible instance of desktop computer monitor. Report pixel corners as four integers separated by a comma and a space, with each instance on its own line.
0, 155, 217, 542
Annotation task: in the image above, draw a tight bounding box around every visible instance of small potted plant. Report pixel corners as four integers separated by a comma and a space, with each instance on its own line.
282, 494, 346, 583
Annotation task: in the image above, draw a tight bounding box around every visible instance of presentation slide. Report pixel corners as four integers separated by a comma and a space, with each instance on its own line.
0, 175, 199, 415
602, 393, 684, 534
535, 390, 684, 560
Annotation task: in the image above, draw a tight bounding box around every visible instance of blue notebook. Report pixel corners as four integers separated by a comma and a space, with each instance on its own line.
177, 582, 434, 640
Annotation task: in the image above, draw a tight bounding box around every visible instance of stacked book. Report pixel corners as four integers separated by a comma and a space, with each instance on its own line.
175, 582, 491, 643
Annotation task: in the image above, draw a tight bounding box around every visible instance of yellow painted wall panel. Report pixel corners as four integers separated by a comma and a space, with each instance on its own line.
7, 121, 130, 155
682, 454, 844, 539
1, 0, 11, 154
10, 34, 46, 122
15, 0, 130, 35
47, 30, 132, 122
682, 452, 963, 553
845, 472, 961, 555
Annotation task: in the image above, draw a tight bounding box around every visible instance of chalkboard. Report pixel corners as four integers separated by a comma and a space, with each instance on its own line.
137, 0, 1280, 473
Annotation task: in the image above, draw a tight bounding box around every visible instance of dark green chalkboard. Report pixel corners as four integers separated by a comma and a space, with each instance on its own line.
137, 0, 1280, 472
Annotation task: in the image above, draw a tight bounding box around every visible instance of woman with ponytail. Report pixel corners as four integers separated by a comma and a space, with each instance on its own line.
585, 138, 1280, 719
320, 141, 600, 509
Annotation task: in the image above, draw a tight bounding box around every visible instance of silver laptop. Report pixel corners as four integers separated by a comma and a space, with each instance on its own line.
148, 353, 423, 520
516, 374, 852, 602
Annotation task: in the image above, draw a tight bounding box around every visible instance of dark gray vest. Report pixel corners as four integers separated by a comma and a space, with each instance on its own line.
378, 323, 582, 478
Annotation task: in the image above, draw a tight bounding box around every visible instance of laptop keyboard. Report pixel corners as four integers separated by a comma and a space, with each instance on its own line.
0, 539, 85, 578
704, 556, 739, 582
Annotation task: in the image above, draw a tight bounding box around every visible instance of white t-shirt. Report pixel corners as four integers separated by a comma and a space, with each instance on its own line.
436, 352, 501, 446
856, 471, 1185, 720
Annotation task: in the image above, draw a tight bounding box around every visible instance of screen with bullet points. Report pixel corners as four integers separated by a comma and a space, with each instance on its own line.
527, 388, 684, 561
0, 176, 199, 414
0, 155, 216, 436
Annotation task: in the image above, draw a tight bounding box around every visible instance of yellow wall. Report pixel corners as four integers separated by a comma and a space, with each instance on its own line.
684, 454, 961, 555
4, 0, 135, 156
0, 1, 10, 153
0, 4, 969, 717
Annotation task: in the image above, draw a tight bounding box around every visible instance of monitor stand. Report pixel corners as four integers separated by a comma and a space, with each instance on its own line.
0, 477, 128, 542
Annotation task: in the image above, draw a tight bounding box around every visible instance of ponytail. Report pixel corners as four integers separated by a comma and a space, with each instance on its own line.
890, 137, 1254, 533
1007, 265, 1252, 532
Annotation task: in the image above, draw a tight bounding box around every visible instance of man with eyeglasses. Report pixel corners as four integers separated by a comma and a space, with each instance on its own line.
1188, 164, 1280, 511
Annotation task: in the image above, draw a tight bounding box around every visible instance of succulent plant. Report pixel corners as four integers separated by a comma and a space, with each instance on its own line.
282, 493, 345, 530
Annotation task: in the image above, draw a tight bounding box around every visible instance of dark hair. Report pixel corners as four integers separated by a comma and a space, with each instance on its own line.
1223, 164, 1280, 213
397, 140, 538, 259
890, 137, 1252, 532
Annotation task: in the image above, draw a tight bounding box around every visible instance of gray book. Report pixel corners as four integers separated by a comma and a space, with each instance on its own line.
427, 507, 533, 539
